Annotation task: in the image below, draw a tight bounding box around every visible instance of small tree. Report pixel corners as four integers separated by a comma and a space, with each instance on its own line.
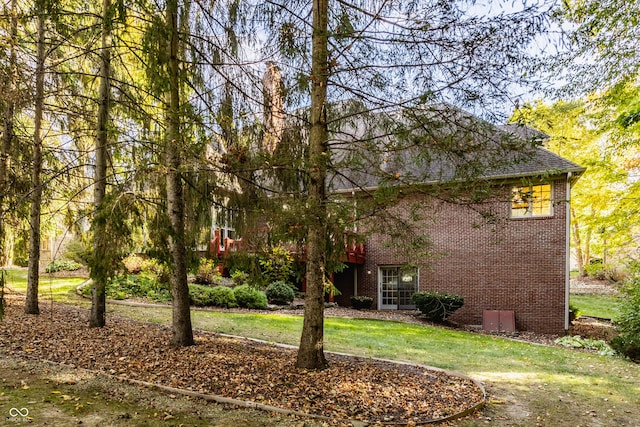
259, 245, 294, 285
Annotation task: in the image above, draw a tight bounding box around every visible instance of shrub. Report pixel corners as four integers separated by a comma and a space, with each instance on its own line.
210, 286, 238, 308
82, 274, 170, 302
412, 291, 464, 322
350, 295, 373, 310
555, 335, 616, 356
194, 258, 222, 285
610, 278, 640, 361
139, 258, 169, 283
226, 252, 263, 284
189, 284, 216, 306
610, 335, 640, 362
233, 284, 267, 309
63, 238, 91, 265
122, 254, 145, 274
569, 303, 581, 322
45, 259, 83, 273
230, 270, 249, 287
260, 245, 294, 283
265, 281, 295, 305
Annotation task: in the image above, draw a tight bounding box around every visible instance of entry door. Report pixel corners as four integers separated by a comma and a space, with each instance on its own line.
379, 267, 418, 310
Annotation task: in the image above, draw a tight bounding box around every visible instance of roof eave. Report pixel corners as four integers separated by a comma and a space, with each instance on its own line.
330, 167, 587, 195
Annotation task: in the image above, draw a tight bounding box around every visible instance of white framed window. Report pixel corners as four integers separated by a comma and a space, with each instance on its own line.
212, 205, 236, 250
378, 266, 419, 310
511, 183, 552, 218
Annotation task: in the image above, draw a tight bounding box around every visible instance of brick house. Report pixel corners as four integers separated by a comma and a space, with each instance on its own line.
332, 168, 582, 334
327, 115, 584, 334
214, 104, 584, 334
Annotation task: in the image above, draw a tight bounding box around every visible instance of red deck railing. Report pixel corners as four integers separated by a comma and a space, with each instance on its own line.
208, 229, 365, 264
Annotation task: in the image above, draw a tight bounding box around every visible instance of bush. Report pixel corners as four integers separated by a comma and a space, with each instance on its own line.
230, 270, 249, 287
350, 295, 373, 310
569, 303, 581, 322
555, 335, 615, 356
265, 281, 295, 305
584, 259, 626, 283
189, 284, 216, 307
233, 284, 268, 309
610, 278, 640, 361
82, 274, 170, 302
122, 254, 145, 274
63, 238, 91, 265
210, 286, 238, 308
412, 291, 464, 322
45, 259, 83, 273
260, 245, 294, 283
194, 258, 222, 285
610, 335, 640, 362
139, 258, 169, 283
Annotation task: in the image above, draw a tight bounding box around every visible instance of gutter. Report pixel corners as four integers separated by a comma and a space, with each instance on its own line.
565, 172, 572, 333
331, 167, 587, 195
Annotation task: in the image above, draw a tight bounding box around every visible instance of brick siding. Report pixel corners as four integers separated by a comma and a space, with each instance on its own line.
356, 178, 569, 334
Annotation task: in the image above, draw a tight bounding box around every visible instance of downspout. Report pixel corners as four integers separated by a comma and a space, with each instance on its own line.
565, 172, 572, 333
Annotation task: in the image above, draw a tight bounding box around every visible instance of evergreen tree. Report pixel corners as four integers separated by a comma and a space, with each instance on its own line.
89, 0, 113, 328
247, 0, 551, 369
25, 0, 47, 315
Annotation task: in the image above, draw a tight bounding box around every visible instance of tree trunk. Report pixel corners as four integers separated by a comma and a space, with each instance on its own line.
90, 0, 112, 328
25, 3, 46, 315
166, 0, 194, 347
296, 0, 329, 370
0, 0, 18, 267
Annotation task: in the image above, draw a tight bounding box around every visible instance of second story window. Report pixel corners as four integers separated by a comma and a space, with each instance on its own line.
511, 183, 552, 218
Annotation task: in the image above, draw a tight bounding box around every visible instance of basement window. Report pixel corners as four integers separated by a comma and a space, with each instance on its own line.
511, 183, 552, 218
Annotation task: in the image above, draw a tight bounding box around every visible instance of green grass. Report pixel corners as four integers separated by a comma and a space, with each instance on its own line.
4, 268, 639, 426
107, 303, 640, 426
571, 293, 621, 319
2, 268, 87, 304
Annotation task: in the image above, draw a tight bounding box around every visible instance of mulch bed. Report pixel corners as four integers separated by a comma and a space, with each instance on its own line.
0, 295, 484, 425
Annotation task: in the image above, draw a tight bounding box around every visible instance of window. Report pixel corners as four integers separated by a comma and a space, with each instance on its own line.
212, 205, 236, 249
379, 266, 418, 310
511, 183, 552, 218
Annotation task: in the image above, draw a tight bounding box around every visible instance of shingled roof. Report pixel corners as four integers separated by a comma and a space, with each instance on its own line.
326, 103, 585, 193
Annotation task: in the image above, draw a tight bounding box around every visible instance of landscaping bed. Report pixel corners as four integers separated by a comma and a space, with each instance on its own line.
0, 296, 485, 425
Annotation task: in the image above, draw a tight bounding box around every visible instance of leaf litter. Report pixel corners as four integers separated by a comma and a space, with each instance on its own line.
0, 299, 483, 424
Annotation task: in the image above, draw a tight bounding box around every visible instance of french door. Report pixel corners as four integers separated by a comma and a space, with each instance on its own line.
379, 266, 418, 310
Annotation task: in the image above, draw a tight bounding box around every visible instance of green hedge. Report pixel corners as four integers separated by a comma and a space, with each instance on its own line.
265, 281, 295, 305
350, 295, 373, 310
412, 291, 464, 322
233, 285, 268, 309
82, 274, 170, 302
45, 260, 83, 273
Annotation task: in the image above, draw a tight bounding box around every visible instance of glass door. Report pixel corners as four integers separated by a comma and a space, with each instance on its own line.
379, 267, 399, 310
379, 267, 418, 309
398, 269, 418, 309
